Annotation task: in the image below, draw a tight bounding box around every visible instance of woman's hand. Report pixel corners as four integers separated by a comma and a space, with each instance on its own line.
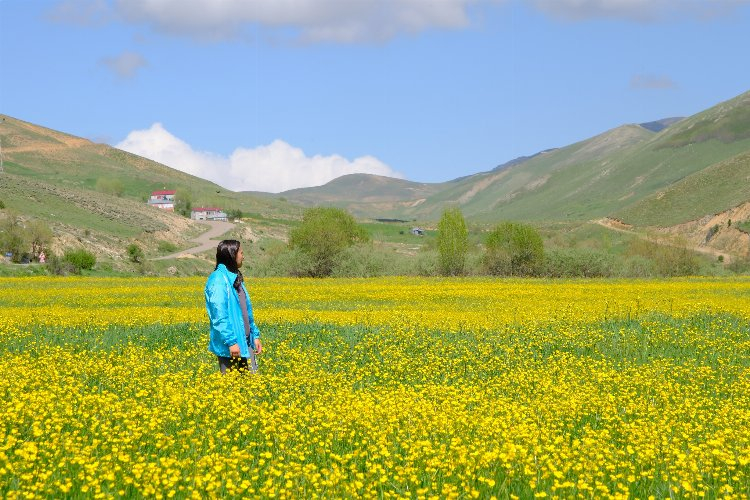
229, 343, 241, 358
254, 338, 263, 355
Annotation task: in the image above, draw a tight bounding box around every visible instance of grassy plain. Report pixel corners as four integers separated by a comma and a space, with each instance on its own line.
1, 277, 749, 499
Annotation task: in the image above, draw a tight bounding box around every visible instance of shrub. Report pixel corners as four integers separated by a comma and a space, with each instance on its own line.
626, 239, 700, 277
63, 249, 96, 272
45, 252, 78, 276
331, 244, 414, 277
0, 211, 27, 263
289, 207, 369, 277
728, 256, 750, 275
484, 221, 544, 276
542, 247, 617, 278
415, 250, 441, 277
249, 247, 316, 277
705, 224, 720, 243
437, 207, 468, 276
127, 243, 144, 263
620, 255, 657, 278
174, 189, 193, 217
158, 241, 178, 253
26, 219, 53, 260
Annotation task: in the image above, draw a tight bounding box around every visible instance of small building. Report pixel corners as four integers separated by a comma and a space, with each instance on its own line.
148, 190, 176, 211
411, 227, 424, 236
191, 207, 228, 222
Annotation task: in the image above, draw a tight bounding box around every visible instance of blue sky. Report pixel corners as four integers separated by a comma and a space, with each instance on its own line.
1, 0, 749, 193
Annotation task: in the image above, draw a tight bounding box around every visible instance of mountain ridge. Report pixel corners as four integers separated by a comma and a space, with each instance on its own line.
275, 90, 750, 225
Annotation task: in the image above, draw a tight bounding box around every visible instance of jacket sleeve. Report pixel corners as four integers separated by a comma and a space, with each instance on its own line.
244, 286, 261, 342
205, 279, 236, 347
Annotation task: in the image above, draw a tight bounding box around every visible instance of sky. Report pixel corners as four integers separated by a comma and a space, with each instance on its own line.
1, 0, 749, 193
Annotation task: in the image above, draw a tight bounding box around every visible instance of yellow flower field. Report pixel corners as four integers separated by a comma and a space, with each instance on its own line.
1, 276, 749, 499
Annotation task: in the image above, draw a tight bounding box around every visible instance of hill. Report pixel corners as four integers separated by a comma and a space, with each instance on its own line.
278, 90, 750, 227
0, 115, 294, 218
2, 90, 749, 272
0, 114, 298, 270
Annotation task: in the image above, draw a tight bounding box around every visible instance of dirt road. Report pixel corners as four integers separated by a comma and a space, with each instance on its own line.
151, 220, 234, 261
594, 218, 733, 263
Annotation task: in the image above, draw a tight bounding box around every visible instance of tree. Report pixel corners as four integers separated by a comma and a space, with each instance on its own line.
437, 206, 468, 276
484, 221, 544, 276
63, 248, 96, 272
127, 243, 145, 263
0, 211, 27, 263
174, 189, 193, 217
289, 207, 369, 277
26, 219, 53, 260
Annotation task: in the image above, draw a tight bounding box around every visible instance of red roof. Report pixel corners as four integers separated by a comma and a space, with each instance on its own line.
192, 207, 223, 212
152, 190, 176, 195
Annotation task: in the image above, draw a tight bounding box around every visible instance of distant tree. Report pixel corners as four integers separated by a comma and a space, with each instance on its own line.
0, 200, 5, 209
0, 211, 27, 263
45, 251, 77, 276
289, 207, 369, 277
228, 209, 243, 220
484, 221, 544, 276
174, 189, 193, 217
26, 219, 53, 260
127, 243, 145, 263
63, 248, 96, 272
437, 206, 468, 276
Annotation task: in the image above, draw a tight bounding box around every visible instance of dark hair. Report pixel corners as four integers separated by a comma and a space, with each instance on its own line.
216, 240, 245, 291
215, 240, 241, 273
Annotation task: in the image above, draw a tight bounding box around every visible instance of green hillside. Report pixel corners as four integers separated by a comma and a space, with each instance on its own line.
277, 173, 442, 203
0, 173, 168, 237
0, 114, 297, 232
656, 91, 750, 147
0, 114, 301, 273
277, 90, 750, 226
615, 150, 750, 226
2, 89, 749, 275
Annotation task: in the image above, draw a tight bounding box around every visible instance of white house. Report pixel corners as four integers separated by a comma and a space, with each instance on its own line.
148, 190, 176, 211
191, 207, 228, 222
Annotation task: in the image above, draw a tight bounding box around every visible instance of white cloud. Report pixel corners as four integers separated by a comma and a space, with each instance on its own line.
530, 0, 750, 22
115, 123, 403, 193
112, 0, 487, 43
50, 0, 750, 42
46, 0, 110, 26
99, 51, 148, 79
630, 74, 678, 90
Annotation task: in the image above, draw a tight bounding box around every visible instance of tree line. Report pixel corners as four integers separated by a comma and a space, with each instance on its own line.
249, 206, 737, 278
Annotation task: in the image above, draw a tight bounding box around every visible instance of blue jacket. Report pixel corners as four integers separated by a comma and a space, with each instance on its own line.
205, 264, 261, 358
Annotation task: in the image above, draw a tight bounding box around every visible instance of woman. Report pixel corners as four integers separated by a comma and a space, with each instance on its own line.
205, 240, 262, 373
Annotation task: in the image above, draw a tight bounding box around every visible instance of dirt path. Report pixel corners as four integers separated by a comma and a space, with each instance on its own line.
151, 220, 235, 261
594, 218, 733, 263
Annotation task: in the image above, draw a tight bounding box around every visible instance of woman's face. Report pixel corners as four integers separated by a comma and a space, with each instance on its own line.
235, 246, 244, 268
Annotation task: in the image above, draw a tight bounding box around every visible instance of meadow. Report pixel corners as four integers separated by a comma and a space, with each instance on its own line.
1, 276, 749, 499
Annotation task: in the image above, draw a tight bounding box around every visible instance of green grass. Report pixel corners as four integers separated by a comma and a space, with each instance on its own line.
4, 312, 749, 498
359, 221, 435, 244
539, 221, 639, 256
657, 91, 750, 148
615, 150, 750, 226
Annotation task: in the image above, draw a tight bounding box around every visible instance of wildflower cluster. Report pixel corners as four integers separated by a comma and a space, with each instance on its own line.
1, 277, 749, 498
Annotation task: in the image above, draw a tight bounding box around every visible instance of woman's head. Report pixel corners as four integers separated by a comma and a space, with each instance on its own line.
215, 240, 243, 272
